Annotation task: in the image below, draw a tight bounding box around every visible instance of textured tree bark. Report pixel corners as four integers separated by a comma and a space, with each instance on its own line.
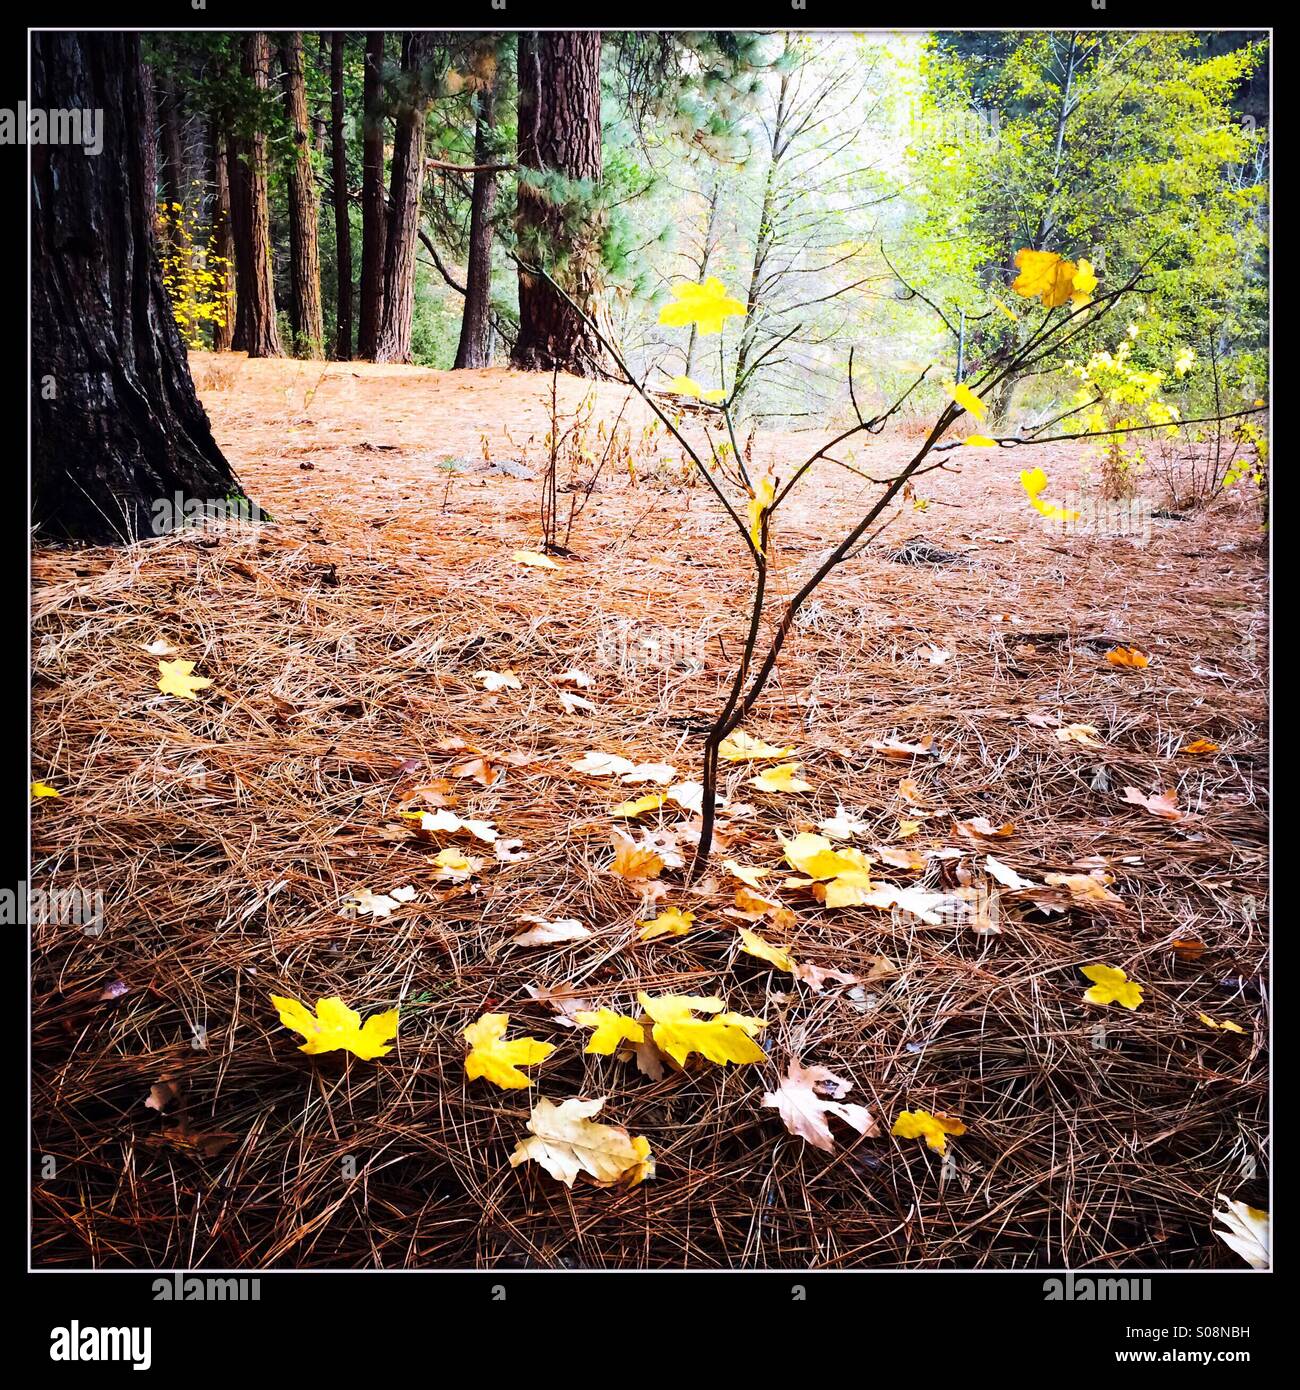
453, 80, 498, 370
210, 121, 236, 353
230, 33, 283, 357
511, 30, 609, 376
280, 32, 325, 357
356, 30, 387, 359
374, 33, 433, 364
330, 32, 354, 360
32, 32, 248, 544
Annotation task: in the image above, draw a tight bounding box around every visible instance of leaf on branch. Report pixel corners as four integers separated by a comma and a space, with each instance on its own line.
943, 381, 987, 420
657, 277, 746, 336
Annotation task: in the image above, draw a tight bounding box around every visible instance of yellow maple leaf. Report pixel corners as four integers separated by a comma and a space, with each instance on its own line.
821, 869, 877, 907
943, 381, 987, 420
747, 475, 776, 553
157, 658, 213, 700
738, 926, 795, 974
1010, 248, 1079, 308
637, 991, 766, 1067
638, 906, 695, 940
609, 835, 665, 881
574, 1008, 646, 1054
1198, 1012, 1247, 1035
270, 992, 399, 1061
892, 1108, 966, 1154
723, 859, 770, 888
1070, 258, 1098, 304
992, 296, 1018, 322
658, 277, 747, 335
509, 1096, 654, 1187
31, 781, 60, 798
1182, 738, 1219, 754
669, 374, 726, 403
611, 791, 667, 818
782, 832, 872, 880
1019, 466, 1048, 497
719, 729, 796, 762
964, 434, 998, 447
463, 1012, 555, 1088
1081, 963, 1144, 1009
1019, 466, 1079, 522
748, 762, 812, 793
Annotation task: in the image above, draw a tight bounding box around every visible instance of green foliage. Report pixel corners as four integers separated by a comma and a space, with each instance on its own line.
902, 31, 1268, 406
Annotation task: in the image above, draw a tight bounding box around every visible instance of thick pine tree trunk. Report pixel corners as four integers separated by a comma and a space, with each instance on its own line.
374, 33, 432, 364
230, 33, 283, 358
454, 81, 498, 370
356, 31, 387, 359
32, 32, 249, 544
210, 122, 236, 353
330, 32, 353, 360
511, 31, 609, 376
280, 33, 325, 357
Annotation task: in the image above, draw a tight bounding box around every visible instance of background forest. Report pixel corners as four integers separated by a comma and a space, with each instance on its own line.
146, 29, 1269, 427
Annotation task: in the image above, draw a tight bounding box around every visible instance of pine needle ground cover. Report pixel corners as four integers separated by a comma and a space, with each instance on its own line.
32, 357, 1267, 1269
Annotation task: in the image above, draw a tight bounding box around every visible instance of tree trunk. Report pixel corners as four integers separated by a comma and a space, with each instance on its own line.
356, 31, 387, 359
330, 33, 354, 360
374, 33, 433, 364
210, 122, 236, 352
280, 32, 325, 357
453, 80, 498, 370
155, 74, 186, 264
511, 31, 609, 376
230, 33, 282, 357
157, 76, 186, 209
32, 32, 248, 544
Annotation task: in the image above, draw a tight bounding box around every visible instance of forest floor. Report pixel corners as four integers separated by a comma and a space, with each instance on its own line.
31, 354, 1269, 1269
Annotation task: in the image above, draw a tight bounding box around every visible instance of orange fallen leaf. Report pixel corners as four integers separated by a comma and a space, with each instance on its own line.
1105, 646, 1149, 668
